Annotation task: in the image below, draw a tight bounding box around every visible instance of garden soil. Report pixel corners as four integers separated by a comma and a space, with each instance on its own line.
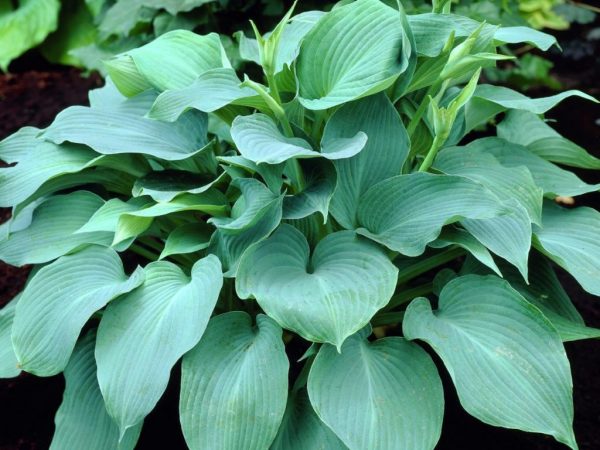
0, 48, 599, 448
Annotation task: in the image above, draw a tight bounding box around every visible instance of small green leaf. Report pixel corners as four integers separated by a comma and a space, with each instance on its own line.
180, 312, 289, 450
357, 173, 507, 256
236, 225, 397, 348
430, 228, 501, 276
0, 191, 112, 266
160, 222, 214, 259
50, 331, 141, 450
404, 275, 576, 449
230, 113, 366, 165
308, 329, 444, 450
96, 256, 223, 435
12, 246, 144, 376
297, 0, 411, 109
132, 169, 224, 203
534, 202, 600, 296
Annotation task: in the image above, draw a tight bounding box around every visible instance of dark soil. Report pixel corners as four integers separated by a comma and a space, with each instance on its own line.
1, 26, 599, 449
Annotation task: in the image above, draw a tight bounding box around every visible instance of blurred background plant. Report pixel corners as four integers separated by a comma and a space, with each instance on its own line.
2, 0, 598, 90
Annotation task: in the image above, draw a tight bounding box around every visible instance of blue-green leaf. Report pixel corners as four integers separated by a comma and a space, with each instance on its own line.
357, 173, 507, 256
180, 312, 288, 450
50, 331, 142, 450
12, 246, 144, 376
534, 202, 600, 296
106, 31, 229, 96
329, 94, 409, 229
236, 225, 397, 348
96, 256, 223, 435
43, 91, 209, 161
0, 191, 112, 266
297, 0, 411, 109
308, 329, 444, 450
230, 113, 366, 165
0, 296, 20, 378
404, 275, 576, 449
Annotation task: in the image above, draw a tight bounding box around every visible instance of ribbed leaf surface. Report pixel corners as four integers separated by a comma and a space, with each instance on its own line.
12, 246, 143, 376
534, 202, 600, 296
308, 330, 444, 450
357, 173, 506, 256
96, 256, 223, 434
50, 331, 141, 450
180, 312, 288, 450
404, 275, 576, 449
236, 225, 397, 348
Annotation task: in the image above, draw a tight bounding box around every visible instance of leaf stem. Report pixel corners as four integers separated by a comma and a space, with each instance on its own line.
371, 311, 405, 327
396, 246, 466, 285
406, 82, 439, 138
241, 77, 293, 137
418, 135, 444, 172
385, 282, 434, 311
129, 243, 159, 262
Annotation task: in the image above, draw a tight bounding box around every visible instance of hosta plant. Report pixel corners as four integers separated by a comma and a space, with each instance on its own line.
1, 0, 600, 448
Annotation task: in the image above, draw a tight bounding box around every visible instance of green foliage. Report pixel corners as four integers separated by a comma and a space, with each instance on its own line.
1, 1, 599, 448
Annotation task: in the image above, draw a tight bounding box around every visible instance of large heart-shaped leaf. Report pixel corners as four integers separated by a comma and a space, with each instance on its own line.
0, 296, 20, 378
308, 328, 444, 450
106, 31, 229, 96
230, 113, 367, 165
296, 0, 411, 109
534, 202, 600, 296
180, 312, 288, 450
12, 246, 144, 376
96, 256, 223, 435
236, 225, 397, 348
356, 173, 507, 256
403, 275, 576, 449
0, 191, 112, 266
43, 91, 209, 161
328, 94, 410, 229
50, 331, 142, 450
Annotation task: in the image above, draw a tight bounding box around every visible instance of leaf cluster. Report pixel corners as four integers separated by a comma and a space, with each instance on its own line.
1, 1, 600, 449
